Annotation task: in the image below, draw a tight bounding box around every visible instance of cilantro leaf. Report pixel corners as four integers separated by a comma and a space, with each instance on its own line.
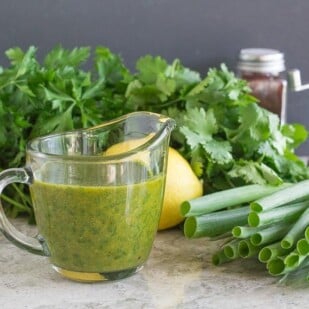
227, 160, 283, 186
281, 123, 308, 149
165, 59, 201, 88
180, 108, 233, 164
226, 104, 272, 156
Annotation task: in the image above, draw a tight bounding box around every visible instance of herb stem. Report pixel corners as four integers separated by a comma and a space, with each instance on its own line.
0, 194, 31, 213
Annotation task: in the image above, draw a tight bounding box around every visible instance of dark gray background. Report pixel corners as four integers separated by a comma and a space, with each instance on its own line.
1, 0, 309, 154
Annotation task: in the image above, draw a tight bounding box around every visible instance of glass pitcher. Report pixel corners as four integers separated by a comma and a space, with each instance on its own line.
0, 112, 175, 282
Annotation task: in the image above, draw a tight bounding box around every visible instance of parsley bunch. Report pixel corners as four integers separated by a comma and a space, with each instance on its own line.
0, 46, 132, 218
0, 46, 308, 219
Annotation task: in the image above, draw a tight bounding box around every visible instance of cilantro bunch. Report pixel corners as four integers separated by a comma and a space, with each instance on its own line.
128, 56, 309, 191
0, 46, 308, 219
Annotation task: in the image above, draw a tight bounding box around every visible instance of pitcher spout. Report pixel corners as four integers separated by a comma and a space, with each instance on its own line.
84, 111, 176, 158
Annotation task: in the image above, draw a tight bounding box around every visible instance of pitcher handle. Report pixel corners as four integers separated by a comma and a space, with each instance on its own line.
0, 168, 46, 256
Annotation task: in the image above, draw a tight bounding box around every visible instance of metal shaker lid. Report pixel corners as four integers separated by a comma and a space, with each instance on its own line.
238, 48, 285, 73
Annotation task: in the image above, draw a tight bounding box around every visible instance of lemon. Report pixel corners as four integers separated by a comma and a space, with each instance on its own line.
105, 138, 203, 231
158, 147, 203, 230
104, 134, 154, 167
104, 134, 154, 156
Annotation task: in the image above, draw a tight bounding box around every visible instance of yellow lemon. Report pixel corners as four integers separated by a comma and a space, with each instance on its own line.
104, 134, 154, 166
105, 138, 203, 231
104, 134, 154, 156
158, 147, 203, 230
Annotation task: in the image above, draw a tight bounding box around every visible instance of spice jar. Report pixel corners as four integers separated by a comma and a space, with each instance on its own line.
237, 48, 287, 122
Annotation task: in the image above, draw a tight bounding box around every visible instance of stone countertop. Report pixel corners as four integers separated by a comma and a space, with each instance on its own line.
1, 220, 309, 309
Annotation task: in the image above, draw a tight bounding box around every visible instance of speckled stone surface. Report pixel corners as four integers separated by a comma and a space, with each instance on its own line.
1, 219, 309, 309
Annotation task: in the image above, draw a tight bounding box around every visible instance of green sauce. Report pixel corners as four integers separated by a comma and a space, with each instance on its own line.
30, 175, 164, 273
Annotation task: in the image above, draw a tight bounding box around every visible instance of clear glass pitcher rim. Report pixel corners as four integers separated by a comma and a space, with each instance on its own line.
27, 111, 176, 161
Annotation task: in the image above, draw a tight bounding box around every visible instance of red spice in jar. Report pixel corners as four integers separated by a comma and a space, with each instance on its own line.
237, 48, 287, 122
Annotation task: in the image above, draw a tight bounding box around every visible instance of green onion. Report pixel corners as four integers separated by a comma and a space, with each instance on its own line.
258, 241, 292, 263
297, 239, 309, 256
267, 257, 287, 276
279, 259, 309, 285
305, 226, 309, 242
181, 178, 309, 283
251, 180, 309, 212
184, 206, 250, 238
268, 254, 309, 276
281, 208, 309, 249
238, 239, 261, 258
223, 239, 242, 259
248, 201, 309, 227
232, 225, 267, 239
212, 249, 231, 266
284, 251, 306, 268
250, 223, 291, 246
180, 184, 289, 217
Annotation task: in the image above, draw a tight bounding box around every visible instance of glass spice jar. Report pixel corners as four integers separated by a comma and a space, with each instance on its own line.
237, 48, 287, 122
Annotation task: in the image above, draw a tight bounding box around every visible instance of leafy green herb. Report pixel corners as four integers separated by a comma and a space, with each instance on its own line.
0, 46, 308, 219
0, 46, 131, 219
127, 58, 308, 190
